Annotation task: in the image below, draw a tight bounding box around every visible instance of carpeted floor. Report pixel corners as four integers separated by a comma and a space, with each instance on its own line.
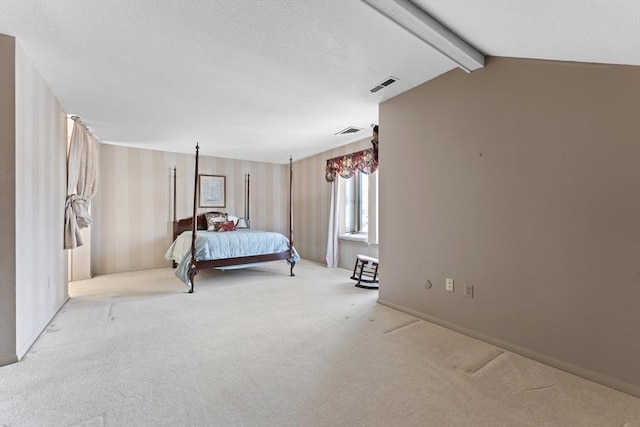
1, 259, 638, 426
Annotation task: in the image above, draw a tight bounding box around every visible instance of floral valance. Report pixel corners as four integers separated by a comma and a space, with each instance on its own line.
325, 147, 378, 182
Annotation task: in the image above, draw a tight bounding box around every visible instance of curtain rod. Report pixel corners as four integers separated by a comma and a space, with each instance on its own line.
69, 115, 100, 142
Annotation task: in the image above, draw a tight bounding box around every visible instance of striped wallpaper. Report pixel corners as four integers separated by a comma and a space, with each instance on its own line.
292, 138, 375, 266
93, 145, 290, 275
94, 137, 377, 275
14, 41, 68, 358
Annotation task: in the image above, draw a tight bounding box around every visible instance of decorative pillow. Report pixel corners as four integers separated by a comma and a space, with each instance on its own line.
227, 214, 239, 226
205, 212, 227, 231
215, 220, 236, 232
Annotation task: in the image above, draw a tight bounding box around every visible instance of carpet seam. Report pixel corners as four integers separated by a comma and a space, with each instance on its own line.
383, 318, 421, 334
453, 349, 506, 376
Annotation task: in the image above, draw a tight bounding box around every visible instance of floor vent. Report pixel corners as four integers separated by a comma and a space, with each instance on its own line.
370, 76, 398, 93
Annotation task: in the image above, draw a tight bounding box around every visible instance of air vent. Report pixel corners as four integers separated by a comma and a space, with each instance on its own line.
335, 126, 364, 135
370, 76, 398, 93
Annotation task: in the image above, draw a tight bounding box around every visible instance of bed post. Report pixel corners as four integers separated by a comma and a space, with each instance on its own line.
247, 173, 250, 228
289, 156, 295, 276
189, 143, 200, 293
172, 166, 178, 268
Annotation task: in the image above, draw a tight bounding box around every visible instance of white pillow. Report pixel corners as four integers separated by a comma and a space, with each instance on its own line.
227, 214, 239, 225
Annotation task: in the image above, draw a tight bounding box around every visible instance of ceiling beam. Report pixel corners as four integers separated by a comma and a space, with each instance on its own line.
361, 0, 485, 73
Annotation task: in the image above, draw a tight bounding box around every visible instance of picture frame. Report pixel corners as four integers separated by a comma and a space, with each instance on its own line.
198, 174, 226, 208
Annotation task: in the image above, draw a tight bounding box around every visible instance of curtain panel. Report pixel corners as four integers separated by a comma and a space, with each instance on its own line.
325, 147, 378, 182
64, 117, 99, 249
326, 179, 341, 268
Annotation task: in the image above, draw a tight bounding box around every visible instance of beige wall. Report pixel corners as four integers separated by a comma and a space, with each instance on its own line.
14, 42, 68, 358
379, 57, 640, 396
93, 145, 290, 274
0, 34, 17, 366
338, 238, 378, 270
293, 138, 375, 266
0, 35, 68, 365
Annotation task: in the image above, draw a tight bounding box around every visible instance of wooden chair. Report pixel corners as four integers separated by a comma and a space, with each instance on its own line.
350, 254, 379, 289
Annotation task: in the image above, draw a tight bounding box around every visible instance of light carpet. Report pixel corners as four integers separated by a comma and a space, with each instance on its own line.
0, 259, 638, 426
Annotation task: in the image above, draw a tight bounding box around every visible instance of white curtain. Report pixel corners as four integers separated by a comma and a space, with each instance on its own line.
64, 117, 99, 249
326, 178, 341, 268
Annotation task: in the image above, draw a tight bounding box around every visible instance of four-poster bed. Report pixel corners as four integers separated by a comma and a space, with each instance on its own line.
165, 145, 298, 293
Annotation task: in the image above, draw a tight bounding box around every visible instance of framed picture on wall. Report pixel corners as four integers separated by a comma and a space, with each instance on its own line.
199, 174, 226, 208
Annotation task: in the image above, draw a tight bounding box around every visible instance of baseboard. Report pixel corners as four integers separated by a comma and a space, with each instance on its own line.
377, 298, 640, 398
16, 295, 69, 360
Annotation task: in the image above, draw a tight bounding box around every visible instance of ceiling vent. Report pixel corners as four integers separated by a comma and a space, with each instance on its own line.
335, 126, 364, 135
370, 76, 398, 93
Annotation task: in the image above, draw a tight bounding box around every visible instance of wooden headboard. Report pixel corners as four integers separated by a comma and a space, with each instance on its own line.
173, 215, 204, 241
172, 212, 226, 241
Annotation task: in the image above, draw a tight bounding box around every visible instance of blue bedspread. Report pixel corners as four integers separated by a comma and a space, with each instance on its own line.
165, 229, 300, 287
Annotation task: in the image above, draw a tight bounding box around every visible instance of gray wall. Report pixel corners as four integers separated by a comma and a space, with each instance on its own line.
378, 57, 640, 397
0, 34, 17, 366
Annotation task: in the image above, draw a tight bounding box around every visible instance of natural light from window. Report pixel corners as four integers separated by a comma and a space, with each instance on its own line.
345, 171, 368, 235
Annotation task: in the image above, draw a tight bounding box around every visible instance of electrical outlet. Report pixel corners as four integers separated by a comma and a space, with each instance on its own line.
445, 278, 454, 292
464, 284, 473, 298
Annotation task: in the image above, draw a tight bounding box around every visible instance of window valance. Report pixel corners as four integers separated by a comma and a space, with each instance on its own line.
325, 147, 378, 182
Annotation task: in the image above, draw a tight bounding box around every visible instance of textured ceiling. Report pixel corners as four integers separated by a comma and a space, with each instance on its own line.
0, 0, 638, 163
415, 0, 640, 66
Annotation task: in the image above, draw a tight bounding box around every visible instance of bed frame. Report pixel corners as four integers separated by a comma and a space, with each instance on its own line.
173, 144, 295, 293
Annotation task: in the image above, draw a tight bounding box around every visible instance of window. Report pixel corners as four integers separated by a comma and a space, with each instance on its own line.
325, 145, 378, 240
344, 171, 369, 235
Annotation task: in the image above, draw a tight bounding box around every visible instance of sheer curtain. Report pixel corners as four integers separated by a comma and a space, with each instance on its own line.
64, 117, 99, 249
326, 178, 341, 268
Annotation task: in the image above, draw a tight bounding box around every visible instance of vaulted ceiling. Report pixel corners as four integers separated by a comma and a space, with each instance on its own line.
1, 0, 638, 163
